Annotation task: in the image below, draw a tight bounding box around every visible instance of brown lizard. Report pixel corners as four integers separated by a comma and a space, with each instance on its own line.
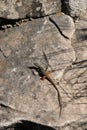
34, 63, 62, 118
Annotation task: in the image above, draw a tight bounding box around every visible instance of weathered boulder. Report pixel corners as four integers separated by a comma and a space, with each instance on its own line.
0, 1, 87, 128
0, 13, 75, 129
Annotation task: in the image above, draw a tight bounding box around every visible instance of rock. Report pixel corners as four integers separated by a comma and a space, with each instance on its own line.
0, 57, 7, 76
56, 117, 87, 130
62, 0, 87, 18
49, 13, 75, 39
0, 2, 87, 129
72, 20, 87, 61
0, 0, 61, 19
60, 60, 87, 124
57, 19, 87, 130
0, 13, 75, 129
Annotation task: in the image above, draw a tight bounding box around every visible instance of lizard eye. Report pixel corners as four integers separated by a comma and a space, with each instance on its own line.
33, 63, 37, 66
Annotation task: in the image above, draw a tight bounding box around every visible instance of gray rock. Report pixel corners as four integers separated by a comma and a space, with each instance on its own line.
0, 0, 61, 19
0, 9, 87, 130
49, 13, 75, 39
60, 59, 87, 124
62, 0, 87, 18
53, 19, 87, 130
0, 14, 75, 129
57, 19, 87, 130
72, 20, 87, 61
56, 117, 87, 130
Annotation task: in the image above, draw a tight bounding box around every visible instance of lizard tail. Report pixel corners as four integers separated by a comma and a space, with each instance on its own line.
46, 76, 62, 118
51, 83, 62, 118
57, 89, 62, 118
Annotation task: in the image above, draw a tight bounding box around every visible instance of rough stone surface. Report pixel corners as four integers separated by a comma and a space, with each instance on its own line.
58, 19, 87, 130
0, 0, 61, 19
49, 13, 75, 39
0, 13, 76, 129
0, 3, 87, 129
62, 0, 87, 18
69, 0, 87, 17
72, 20, 87, 61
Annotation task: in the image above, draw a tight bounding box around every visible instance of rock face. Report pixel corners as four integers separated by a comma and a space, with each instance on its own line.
0, 0, 61, 19
0, 13, 75, 128
0, 0, 87, 130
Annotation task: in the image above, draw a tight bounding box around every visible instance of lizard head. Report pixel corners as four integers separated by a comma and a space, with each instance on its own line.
33, 63, 40, 68
33, 63, 45, 76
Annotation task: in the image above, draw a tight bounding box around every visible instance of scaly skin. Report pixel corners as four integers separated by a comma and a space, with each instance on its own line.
34, 63, 62, 118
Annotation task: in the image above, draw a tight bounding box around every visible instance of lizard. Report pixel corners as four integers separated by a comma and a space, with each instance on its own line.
33, 63, 62, 118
